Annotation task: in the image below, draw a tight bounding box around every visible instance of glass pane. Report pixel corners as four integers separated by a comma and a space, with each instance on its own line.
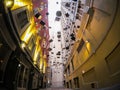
23, 68, 28, 88
18, 64, 24, 87
17, 10, 29, 29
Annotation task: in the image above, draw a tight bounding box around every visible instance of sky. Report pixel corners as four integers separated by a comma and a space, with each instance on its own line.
47, 0, 64, 87
48, 0, 62, 37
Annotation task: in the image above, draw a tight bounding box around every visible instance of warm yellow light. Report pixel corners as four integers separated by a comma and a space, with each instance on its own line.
4, 0, 14, 8
38, 16, 42, 19
85, 40, 89, 43
33, 52, 38, 62
11, 0, 34, 10
86, 42, 91, 52
43, 65, 46, 73
44, 60, 47, 67
34, 61, 37, 65
33, 46, 41, 62
24, 33, 32, 42
43, 60, 46, 73
15, 1, 24, 6
33, 49, 38, 61
36, 37, 39, 45
43, 54, 46, 58
13, 0, 25, 7
84, 49, 89, 60
21, 41, 26, 49
40, 58, 43, 70
21, 25, 36, 43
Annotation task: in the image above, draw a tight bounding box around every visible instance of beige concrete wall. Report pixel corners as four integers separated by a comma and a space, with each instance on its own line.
65, 0, 120, 90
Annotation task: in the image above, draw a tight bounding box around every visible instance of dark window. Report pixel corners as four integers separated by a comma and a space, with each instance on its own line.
18, 64, 24, 87
4, 58, 19, 89
28, 38, 35, 52
68, 65, 70, 75
0, 32, 12, 81
12, 7, 30, 35
66, 82, 69, 88
77, 39, 85, 53
74, 77, 79, 88
17, 10, 29, 29
69, 80, 72, 88
71, 56, 74, 70
17, 64, 29, 88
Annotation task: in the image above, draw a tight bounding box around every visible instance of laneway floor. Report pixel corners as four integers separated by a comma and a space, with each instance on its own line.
40, 87, 73, 90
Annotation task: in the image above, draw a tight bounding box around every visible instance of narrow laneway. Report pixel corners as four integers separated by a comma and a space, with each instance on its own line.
0, 0, 120, 90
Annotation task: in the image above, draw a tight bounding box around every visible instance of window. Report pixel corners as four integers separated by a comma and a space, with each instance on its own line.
28, 36, 36, 55
0, 32, 12, 81
17, 64, 29, 88
69, 80, 72, 88
77, 39, 85, 53
36, 52, 40, 66
74, 77, 79, 88
67, 65, 70, 75
17, 10, 29, 29
82, 67, 96, 83
23, 68, 28, 87
66, 82, 69, 88
12, 6, 30, 36
28, 39, 35, 51
71, 56, 74, 70
18, 64, 24, 87
0, 34, 3, 71
105, 42, 120, 75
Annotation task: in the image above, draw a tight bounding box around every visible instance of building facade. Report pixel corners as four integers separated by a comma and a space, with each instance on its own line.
0, 0, 49, 90
63, 0, 120, 90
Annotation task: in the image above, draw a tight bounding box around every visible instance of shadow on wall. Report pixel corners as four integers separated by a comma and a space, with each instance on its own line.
97, 84, 120, 90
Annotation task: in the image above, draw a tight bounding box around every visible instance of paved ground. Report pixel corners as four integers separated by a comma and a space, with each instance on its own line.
40, 87, 75, 90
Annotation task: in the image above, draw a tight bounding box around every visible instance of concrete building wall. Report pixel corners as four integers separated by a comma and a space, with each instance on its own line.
64, 0, 120, 90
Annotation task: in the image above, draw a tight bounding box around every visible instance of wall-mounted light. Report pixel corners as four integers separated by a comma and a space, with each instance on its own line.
4, 0, 14, 8
18, 64, 21, 67
82, 70, 85, 74
85, 40, 89, 43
